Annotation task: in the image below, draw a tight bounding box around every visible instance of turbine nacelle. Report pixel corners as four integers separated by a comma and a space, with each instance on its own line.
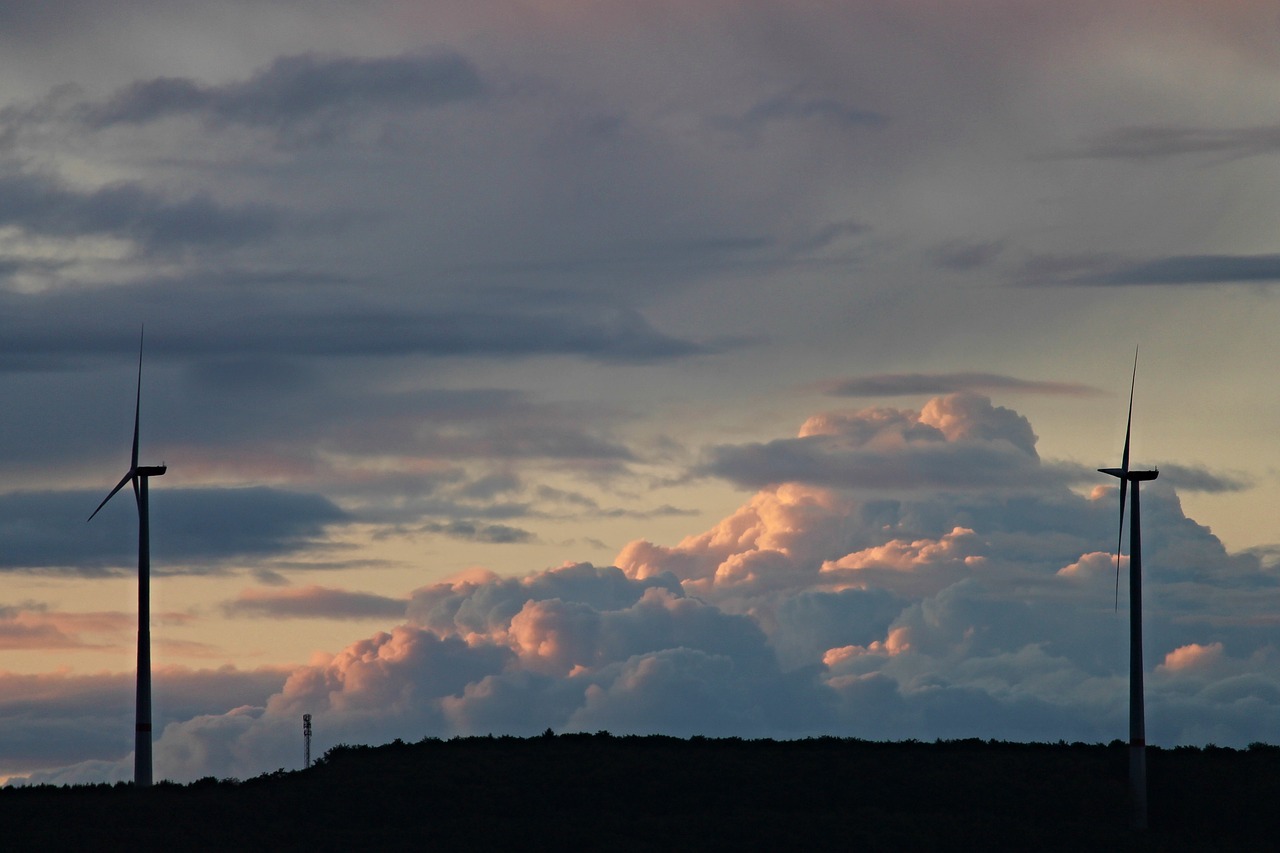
1098, 467, 1159, 482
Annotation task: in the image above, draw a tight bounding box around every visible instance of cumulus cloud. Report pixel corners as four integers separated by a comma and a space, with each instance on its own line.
18, 395, 1280, 783
1160, 642, 1225, 673
1056, 551, 1119, 581
700, 393, 1086, 491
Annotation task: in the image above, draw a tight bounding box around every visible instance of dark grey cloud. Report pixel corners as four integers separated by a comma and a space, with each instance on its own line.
1024, 253, 1280, 287
174, 383, 611, 456
0, 664, 284, 775
81, 52, 484, 130
0, 487, 346, 574
457, 472, 523, 501
0, 256, 69, 288
770, 588, 909, 669
1144, 464, 1249, 494
931, 240, 1006, 272
0, 172, 283, 250
0, 283, 709, 368
223, 585, 408, 620
790, 219, 870, 255
533, 485, 699, 520
1067, 125, 1280, 162
721, 90, 887, 133
420, 520, 536, 545
818, 373, 1101, 398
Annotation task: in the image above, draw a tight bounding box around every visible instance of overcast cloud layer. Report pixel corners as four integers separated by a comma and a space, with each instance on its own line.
2, 1, 1280, 782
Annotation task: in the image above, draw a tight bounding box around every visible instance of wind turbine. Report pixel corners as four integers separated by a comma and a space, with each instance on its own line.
1098, 350, 1157, 830
88, 330, 167, 789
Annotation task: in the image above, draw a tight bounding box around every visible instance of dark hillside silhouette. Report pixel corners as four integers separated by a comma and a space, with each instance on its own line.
5, 735, 1280, 850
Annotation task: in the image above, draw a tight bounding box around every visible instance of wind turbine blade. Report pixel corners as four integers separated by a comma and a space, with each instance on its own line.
1114, 346, 1137, 611
88, 470, 136, 521
132, 327, 144, 472
1115, 478, 1127, 611
1122, 346, 1138, 470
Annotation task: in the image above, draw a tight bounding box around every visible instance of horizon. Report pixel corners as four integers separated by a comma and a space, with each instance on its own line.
3, 1, 1280, 784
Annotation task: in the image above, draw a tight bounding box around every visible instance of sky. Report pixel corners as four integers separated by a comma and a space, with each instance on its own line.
3, 0, 1280, 784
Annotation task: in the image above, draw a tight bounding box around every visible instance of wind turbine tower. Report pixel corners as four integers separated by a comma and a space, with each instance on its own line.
1098, 351, 1157, 830
88, 330, 167, 788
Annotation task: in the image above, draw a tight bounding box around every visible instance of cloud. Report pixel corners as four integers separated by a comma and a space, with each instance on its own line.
17, 405, 1280, 782
1025, 254, 1280, 287
1066, 125, 1280, 162
1160, 642, 1226, 673
717, 90, 887, 135
930, 240, 1006, 272
110, 562, 828, 781
0, 172, 283, 251
0, 603, 140, 650
0, 286, 709, 367
700, 393, 1084, 492
789, 219, 870, 255
532, 485, 699, 521
1056, 551, 1117, 581
223, 586, 408, 621
418, 520, 536, 544
6, 0, 1280, 781
80, 51, 485, 131
1152, 464, 1250, 494
817, 373, 1101, 398
0, 665, 286, 780
0, 487, 346, 574
406, 562, 686, 639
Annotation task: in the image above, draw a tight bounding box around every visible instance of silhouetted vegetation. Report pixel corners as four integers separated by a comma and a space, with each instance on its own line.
5, 736, 1280, 850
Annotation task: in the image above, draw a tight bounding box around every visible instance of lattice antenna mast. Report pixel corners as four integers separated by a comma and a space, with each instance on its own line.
303, 714, 312, 769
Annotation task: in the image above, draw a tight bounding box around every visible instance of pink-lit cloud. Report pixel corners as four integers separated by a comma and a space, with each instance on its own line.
223, 585, 408, 621
700, 393, 1088, 492
14, 394, 1280, 784
0, 604, 187, 651
1160, 642, 1226, 673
